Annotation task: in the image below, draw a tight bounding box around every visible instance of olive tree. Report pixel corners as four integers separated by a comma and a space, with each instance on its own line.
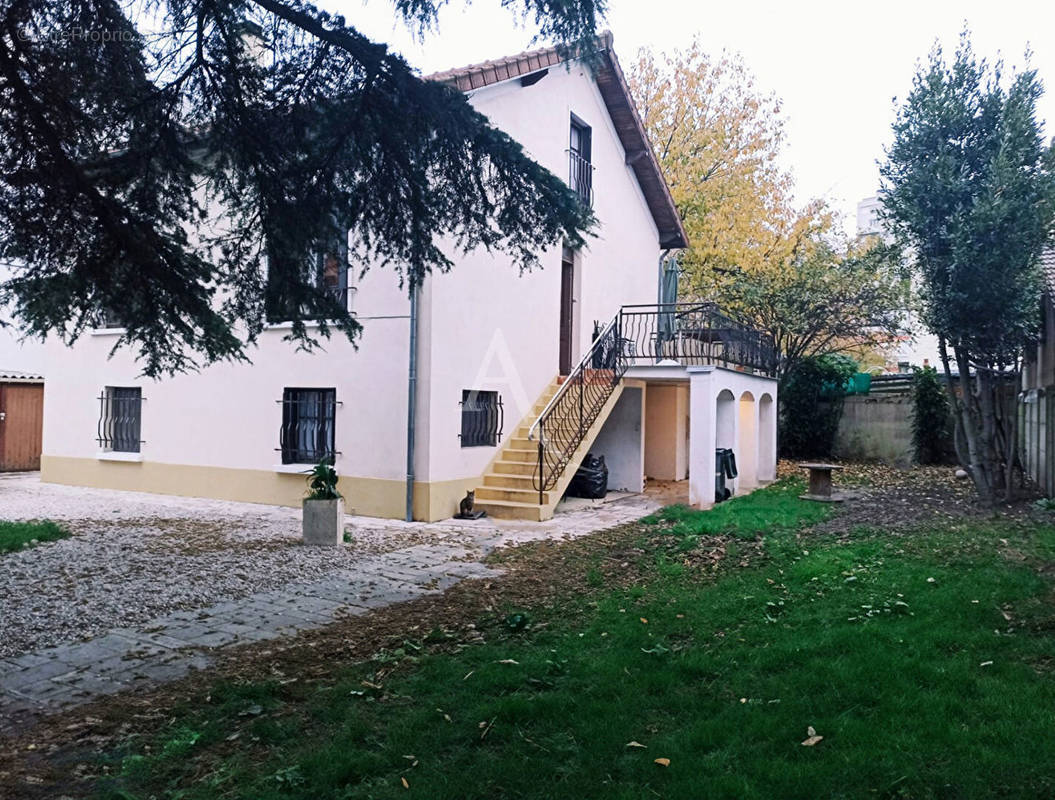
881, 33, 1055, 502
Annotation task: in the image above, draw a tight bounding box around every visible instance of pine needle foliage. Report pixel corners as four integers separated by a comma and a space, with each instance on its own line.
0, 0, 602, 376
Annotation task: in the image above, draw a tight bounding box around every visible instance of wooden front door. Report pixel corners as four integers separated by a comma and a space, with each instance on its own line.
559, 252, 575, 375
0, 383, 44, 471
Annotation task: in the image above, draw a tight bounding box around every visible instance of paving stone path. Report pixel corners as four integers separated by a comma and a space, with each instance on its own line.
0, 491, 659, 732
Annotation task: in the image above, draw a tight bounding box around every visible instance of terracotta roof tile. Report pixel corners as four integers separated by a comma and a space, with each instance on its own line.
0, 370, 43, 382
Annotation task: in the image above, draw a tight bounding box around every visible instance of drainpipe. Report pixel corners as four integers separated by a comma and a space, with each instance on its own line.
404, 284, 419, 522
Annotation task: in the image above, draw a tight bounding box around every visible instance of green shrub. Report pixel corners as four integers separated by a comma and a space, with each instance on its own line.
0, 520, 69, 553
911, 366, 953, 464
305, 457, 341, 500
779, 354, 857, 458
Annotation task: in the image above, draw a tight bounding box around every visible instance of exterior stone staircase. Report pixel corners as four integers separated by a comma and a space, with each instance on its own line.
469, 301, 779, 522
472, 376, 625, 521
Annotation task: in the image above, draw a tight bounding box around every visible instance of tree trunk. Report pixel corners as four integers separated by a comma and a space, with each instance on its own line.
1005, 370, 1020, 501
952, 344, 997, 504
939, 337, 971, 467
940, 339, 1017, 505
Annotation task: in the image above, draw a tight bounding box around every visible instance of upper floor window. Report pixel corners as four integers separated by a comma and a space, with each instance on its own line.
569, 115, 593, 206
97, 387, 142, 453
266, 227, 352, 323
280, 387, 337, 464
96, 308, 123, 330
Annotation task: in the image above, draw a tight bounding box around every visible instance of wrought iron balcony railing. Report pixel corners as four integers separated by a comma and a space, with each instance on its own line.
618, 302, 778, 376
569, 150, 593, 206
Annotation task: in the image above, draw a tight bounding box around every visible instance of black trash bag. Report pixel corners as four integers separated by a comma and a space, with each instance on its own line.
566, 453, 608, 499
722, 449, 738, 478
715, 448, 737, 503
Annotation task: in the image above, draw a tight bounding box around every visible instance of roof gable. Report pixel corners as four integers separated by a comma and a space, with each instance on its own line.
427, 33, 688, 250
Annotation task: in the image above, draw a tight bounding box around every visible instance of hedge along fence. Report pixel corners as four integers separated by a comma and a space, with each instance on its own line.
912, 366, 953, 464
779, 355, 857, 459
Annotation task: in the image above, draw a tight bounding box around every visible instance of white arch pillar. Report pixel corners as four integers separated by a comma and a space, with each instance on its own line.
737, 391, 758, 490
683, 366, 778, 509
687, 367, 717, 509
757, 393, 777, 483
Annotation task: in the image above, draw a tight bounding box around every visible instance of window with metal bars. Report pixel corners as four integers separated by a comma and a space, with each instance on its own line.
279, 388, 337, 464
459, 390, 503, 447
97, 387, 142, 452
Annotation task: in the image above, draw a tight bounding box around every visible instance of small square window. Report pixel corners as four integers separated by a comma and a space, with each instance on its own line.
97, 387, 142, 452
280, 388, 337, 464
460, 390, 503, 447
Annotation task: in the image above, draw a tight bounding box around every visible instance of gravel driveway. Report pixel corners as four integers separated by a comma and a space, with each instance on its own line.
0, 474, 471, 658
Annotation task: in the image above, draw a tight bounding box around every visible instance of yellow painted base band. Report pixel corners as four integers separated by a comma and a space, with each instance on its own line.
40, 455, 478, 522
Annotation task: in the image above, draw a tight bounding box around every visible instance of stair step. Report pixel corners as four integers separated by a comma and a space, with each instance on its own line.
474, 499, 547, 521
502, 448, 538, 463
476, 486, 552, 504
492, 460, 536, 475
483, 473, 536, 489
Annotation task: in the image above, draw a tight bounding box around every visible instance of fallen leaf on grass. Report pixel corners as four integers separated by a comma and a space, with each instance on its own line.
801, 726, 823, 747
654, 758, 670, 767
626, 741, 647, 748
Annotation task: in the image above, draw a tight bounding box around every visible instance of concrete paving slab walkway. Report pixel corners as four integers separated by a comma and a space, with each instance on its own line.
0, 475, 660, 732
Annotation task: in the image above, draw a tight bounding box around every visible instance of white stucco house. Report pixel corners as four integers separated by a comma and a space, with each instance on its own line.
41, 34, 778, 521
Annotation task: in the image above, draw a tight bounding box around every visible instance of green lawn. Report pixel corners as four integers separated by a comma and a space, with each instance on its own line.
97, 482, 1055, 799
0, 519, 68, 553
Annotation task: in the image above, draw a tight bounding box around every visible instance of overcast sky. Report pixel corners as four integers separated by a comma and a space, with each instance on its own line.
336, 0, 1055, 234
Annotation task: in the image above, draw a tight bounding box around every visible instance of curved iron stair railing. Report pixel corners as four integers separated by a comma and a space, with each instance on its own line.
528, 316, 628, 502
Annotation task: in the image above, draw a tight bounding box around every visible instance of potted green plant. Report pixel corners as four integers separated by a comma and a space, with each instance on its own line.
302, 457, 344, 546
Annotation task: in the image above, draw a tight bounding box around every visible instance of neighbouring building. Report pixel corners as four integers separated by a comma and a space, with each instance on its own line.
0, 264, 46, 472
41, 34, 778, 521
0, 370, 44, 472
856, 194, 941, 372
1021, 248, 1055, 498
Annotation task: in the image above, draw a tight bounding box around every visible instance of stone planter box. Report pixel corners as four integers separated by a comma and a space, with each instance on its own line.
302, 498, 345, 546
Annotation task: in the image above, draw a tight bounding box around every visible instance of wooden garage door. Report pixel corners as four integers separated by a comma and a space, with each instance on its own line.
0, 383, 44, 471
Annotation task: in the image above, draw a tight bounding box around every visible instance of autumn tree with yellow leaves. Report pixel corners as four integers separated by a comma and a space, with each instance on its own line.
629, 40, 820, 281
629, 40, 907, 383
